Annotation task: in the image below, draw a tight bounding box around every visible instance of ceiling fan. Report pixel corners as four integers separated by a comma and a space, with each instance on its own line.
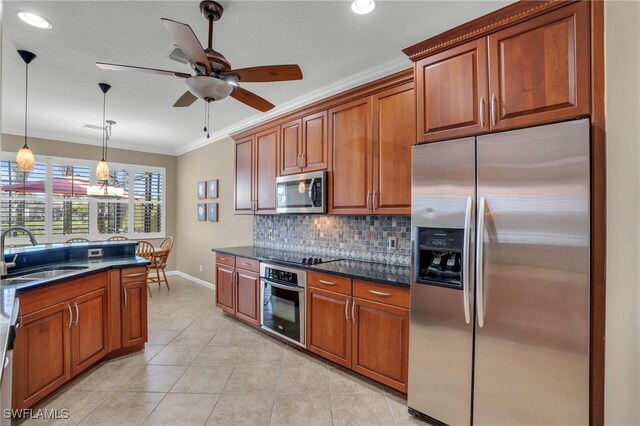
96, 1, 303, 112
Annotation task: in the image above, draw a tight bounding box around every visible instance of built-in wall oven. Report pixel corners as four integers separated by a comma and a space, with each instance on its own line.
275, 171, 326, 214
260, 263, 306, 347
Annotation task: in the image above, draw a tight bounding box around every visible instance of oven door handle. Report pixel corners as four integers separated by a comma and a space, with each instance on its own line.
262, 280, 305, 292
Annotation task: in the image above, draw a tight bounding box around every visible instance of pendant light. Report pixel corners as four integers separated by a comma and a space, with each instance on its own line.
16, 50, 37, 172
96, 83, 111, 181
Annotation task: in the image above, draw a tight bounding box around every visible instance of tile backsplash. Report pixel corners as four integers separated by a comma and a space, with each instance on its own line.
253, 215, 411, 266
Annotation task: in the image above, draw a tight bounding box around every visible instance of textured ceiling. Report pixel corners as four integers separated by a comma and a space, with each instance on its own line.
2, 1, 510, 155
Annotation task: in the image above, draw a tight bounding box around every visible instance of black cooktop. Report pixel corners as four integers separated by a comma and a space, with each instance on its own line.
262, 251, 342, 265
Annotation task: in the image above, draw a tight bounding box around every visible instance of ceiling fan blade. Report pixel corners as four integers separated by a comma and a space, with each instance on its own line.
96, 62, 190, 78
161, 18, 210, 74
173, 91, 198, 107
222, 65, 303, 82
230, 87, 274, 112
169, 47, 188, 65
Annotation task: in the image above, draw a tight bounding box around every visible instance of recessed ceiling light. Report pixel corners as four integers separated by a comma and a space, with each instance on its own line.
17, 12, 52, 29
351, 0, 375, 15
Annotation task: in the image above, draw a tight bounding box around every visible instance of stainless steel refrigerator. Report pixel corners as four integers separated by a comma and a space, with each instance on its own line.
408, 119, 590, 426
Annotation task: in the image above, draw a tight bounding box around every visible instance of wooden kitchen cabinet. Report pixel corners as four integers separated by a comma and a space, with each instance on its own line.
329, 97, 373, 214
280, 111, 329, 176
372, 83, 415, 214
13, 301, 71, 409
254, 127, 279, 213
351, 298, 409, 392
215, 255, 260, 326
235, 269, 260, 326
121, 281, 147, 348
234, 135, 254, 214
215, 265, 236, 315
307, 286, 352, 367
487, 1, 590, 130
71, 287, 108, 375
415, 38, 488, 143
280, 118, 303, 176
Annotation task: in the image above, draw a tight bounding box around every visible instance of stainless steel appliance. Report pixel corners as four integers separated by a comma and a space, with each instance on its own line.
276, 171, 326, 214
260, 262, 307, 347
408, 119, 590, 425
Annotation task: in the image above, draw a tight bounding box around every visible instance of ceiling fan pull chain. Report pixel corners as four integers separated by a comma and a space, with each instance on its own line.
203, 102, 207, 133
207, 101, 211, 139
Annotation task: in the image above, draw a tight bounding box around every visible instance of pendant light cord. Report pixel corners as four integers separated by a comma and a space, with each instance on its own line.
24, 63, 29, 149
102, 91, 106, 161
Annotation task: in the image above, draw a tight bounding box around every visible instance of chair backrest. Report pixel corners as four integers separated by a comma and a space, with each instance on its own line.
108, 236, 129, 241
160, 236, 174, 252
66, 237, 89, 243
136, 240, 155, 260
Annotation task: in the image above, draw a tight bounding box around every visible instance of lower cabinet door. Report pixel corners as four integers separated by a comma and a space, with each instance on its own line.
122, 281, 148, 348
351, 298, 409, 392
215, 266, 235, 314
13, 301, 72, 409
306, 287, 352, 367
235, 269, 259, 326
71, 287, 109, 376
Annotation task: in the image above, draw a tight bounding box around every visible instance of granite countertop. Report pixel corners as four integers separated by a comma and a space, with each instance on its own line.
213, 246, 410, 287
0, 254, 149, 386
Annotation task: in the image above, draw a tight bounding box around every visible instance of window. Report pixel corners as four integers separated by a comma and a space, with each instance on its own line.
0, 153, 165, 244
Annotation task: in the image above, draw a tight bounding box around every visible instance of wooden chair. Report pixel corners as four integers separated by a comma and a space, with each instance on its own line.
149, 236, 173, 292
66, 237, 90, 243
135, 240, 156, 297
107, 235, 129, 241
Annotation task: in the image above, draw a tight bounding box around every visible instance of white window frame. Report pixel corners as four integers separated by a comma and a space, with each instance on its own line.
1, 152, 166, 244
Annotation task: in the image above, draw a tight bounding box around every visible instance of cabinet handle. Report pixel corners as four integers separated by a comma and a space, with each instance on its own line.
240, 262, 252, 267
366, 191, 371, 210
491, 94, 497, 127
123, 286, 128, 307
351, 300, 356, 323
368, 289, 391, 297
219, 257, 228, 261
67, 304, 73, 329
479, 96, 485, 128
301, 154, 306, 168
124, 272, 146, 278
318, 279, 336, 285
345, 299, 349, 322
373, 190, 378, 210
74, 302, 79, 326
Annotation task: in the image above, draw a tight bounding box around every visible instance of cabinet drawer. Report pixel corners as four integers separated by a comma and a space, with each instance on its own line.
236, 257, 259, 273
308, 271, 352, 295
121, 267, 148, 283
215, 253, 236, 267
353, 280, 409, 308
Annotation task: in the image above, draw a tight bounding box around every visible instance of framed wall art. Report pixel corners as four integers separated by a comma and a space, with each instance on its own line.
207, 180, 219, 198
207, 203, 218, 222
197, 203, 206, 221
197, 181, 206, 199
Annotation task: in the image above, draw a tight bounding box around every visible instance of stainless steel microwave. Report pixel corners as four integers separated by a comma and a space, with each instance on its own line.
275, 171, 326, 214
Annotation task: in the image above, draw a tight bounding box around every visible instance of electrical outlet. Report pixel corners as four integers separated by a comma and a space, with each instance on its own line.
199, 265, 203, 272
388, 237, 398, 250
268, 229, 275, 239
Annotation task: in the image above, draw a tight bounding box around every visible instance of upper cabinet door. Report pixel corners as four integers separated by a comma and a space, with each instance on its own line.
254, 127, 279, 214
415, 38, 489, 143
487, 1, 590, 131
302, 111, 329, 172
329, 98, 373, 214
234, 135, 254, 214
372, 83, 415, 214
280, 119, 302, 176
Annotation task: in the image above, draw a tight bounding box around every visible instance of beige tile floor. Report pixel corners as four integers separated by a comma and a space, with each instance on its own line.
21, 276, 421, 426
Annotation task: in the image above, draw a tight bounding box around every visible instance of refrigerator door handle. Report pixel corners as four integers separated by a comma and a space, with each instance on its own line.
462, 196, 473, 324
476, 196, 486, 327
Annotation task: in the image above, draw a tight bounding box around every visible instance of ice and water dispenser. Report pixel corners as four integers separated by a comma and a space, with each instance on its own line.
415, 228, 464, 289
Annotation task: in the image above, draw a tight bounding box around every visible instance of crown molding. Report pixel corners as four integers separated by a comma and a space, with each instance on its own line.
1, 127, 177, 156
174, 55, 412, 156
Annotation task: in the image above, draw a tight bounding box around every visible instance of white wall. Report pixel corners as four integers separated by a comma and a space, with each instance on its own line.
604, 1, 640, 425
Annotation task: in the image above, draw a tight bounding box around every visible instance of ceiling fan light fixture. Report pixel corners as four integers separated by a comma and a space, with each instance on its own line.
17, 12, 52, 29
351, 0, 375, 14
185, 75, 233, 101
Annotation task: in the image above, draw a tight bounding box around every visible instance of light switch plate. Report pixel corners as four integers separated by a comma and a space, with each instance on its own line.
87, 248, 103, 258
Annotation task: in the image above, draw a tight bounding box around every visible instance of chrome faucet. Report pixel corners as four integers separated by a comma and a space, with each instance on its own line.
1, 227, 38, 277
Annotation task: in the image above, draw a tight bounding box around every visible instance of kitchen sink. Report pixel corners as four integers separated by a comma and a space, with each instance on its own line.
17, 267, 89, 280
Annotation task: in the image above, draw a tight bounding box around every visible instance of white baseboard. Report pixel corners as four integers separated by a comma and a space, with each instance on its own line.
166, 270, 215, 290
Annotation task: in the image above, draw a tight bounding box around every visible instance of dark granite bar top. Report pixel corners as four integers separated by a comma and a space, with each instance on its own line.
213, 246, 410, 288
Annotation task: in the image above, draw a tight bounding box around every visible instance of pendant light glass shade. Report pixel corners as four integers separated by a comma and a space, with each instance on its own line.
17, 50, 37, 172
96, 159, 110, 180
16, 146, 35, 172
